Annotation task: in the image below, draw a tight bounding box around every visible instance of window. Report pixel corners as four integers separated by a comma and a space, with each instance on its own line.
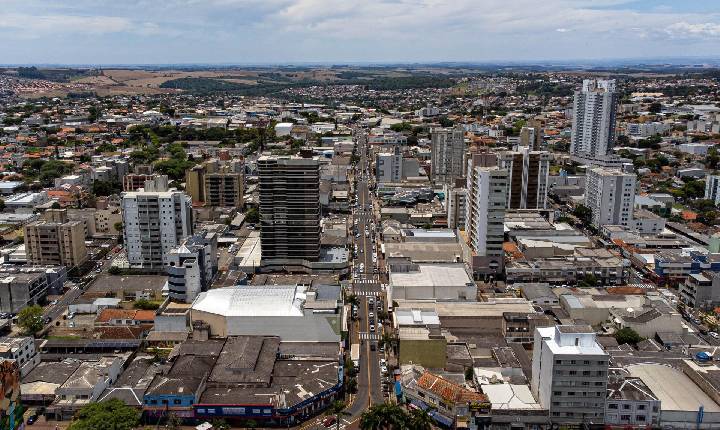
637, 415, 646, 422
621, 415, 631, 421
174, 399, 181, 405
637, 405, 645, 410
553, 391, 562, 396
623, 404, 631, 410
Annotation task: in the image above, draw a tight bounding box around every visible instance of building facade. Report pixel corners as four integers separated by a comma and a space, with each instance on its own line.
465, 156, 507, 275
24, 219, 87, 267
375, 146, 403, 183
431, 125, 466, 185
121, 176, 193, 269
585, 167, 636, 228
705, 175, 720, 205
531, 326, 609, 425
497, 148, 550, 210
570, 79, 618, 160
258, 156, 320, 268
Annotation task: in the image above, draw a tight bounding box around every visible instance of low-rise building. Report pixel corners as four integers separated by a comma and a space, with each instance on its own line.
0, 336, 39, 377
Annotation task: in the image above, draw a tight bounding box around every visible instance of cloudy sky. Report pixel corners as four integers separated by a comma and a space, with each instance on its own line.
1, 0, 719, 64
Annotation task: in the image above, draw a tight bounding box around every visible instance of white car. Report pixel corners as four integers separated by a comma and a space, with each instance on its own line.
380, 365, 388, 374
369, 324, 375, 332
369, 312, 374, 319
711, 332, 720, 339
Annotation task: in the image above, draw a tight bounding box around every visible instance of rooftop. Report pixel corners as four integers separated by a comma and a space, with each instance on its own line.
191, 285, 306, 317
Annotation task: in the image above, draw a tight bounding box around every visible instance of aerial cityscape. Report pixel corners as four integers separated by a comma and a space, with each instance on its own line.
2, 1, 720, 430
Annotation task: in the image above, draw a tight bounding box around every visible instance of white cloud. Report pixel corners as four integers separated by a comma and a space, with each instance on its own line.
666, 21, 720, 38
0, 13, 133, 34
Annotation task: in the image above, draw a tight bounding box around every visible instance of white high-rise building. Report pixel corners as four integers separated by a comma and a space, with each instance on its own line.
431, 125, 466, 185
705, 175, 720, 205
121, 176, 193, 269
375, 146, 403, 183
531, 325, 609, 424
465, 154, 507, 274
570, 79, 618, 160
585, 167, 636, 228
497, 148, 551, 209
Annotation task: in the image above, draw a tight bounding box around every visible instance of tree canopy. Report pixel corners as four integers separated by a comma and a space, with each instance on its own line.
68, 399, 140, 430
614, 327, 643, 346
17, 304, 44, 334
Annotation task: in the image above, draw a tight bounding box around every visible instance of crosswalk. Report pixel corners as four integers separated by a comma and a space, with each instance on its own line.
354, 279, 378, 284
354, 290, 381, 297
359, 332, 381, 340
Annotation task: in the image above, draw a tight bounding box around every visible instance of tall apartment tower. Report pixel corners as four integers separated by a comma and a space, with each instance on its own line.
121, 176, 193, 269
24, 213, 87, 267
431, 125, 466, 185
520, 119, 543, 151
585, 167, 636, 228
464, 153, 507, 274
258, 156, 320, 267
531, 325, 609, 424
497, 148, 551, 210
706, 175, 720, 205
185, 159, 244, 208
165, 233, 217, 303
375, 146, 403, 183
570, 79, 618, 160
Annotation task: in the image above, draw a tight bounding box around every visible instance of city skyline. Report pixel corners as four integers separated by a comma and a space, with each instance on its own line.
1, 0, 720, 64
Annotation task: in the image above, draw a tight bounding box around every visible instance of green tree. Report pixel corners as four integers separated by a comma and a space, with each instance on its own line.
17, 305, 44, 334
211, 418, 230, 430
91, 180, 121, 197
578, 274, 598, 289
346, 294, 359, 307
406, 408, 434, 430
245, 207, 259, 224
167, 413, 182, 430
108, 266, 121, 276
325, 400, 349, 430
465, 367, 474, 381
360, 403, 408, 430
615, 327, 643, 346
68, 399, 139, 430
0, 198, 5, 212
133, 299, 159, 310
648, 102, 662, 114
572, 204, 592, 225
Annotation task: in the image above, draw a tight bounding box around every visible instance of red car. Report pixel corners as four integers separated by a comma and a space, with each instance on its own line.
322, 416, 337, 427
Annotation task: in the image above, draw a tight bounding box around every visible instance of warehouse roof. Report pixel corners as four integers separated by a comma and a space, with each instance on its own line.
192, 285, 306, 317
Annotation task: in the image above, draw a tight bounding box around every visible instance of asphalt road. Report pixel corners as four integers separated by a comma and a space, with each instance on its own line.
311, 129, 388, 430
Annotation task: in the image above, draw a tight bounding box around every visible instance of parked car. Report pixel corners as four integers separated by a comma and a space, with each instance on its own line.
322, 416, 337, 427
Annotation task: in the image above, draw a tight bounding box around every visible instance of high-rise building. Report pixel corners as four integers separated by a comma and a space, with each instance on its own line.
185, 159, 244, 208
258, 156, 320, 267
585, 167, 636, 228
184, 164, 205, 205
705, 175, 720, 205
498, 148, 551, 209
520, 119, 543, 151
165, 233, 217, 303
431, 125, 466, 185
375, 146, 403, 183
121, 176, 193, 269
570, 79, 618, 160
204, 160, 244, 208
531, 325, 609, 424
446, 184, 468, 231
24, 212, 87, 267
464, 153, 507, 274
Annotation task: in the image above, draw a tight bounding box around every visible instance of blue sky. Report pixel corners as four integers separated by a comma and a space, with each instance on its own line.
1, 0, 719, 64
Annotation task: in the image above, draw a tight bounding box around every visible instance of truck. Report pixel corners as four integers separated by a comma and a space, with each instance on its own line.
350, 343, 360, 367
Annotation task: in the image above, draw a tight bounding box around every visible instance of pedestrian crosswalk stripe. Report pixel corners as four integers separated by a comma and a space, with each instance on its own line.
354, 290, 381, 296
359, 332, 381, 340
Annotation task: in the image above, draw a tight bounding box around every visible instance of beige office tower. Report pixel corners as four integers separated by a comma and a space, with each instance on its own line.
185, 159, 244, 208
24, 218, 88, 267
520, 118, 544, 151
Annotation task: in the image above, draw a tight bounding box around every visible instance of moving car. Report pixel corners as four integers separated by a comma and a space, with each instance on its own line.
322, 416, 337, 427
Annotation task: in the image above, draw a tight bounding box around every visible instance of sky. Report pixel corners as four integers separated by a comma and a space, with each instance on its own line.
1, 0, 719, 65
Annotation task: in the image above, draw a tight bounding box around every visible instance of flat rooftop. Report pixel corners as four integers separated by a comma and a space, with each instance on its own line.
390, 263, 472, 287
192, 285, 306, 317
628, 363, 720, 412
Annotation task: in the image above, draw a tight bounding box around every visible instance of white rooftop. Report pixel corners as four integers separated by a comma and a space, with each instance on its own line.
481, 383, 543, 410
536, 326, 606, 356
191, 285, 306, 317
390, 263, 472, 287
